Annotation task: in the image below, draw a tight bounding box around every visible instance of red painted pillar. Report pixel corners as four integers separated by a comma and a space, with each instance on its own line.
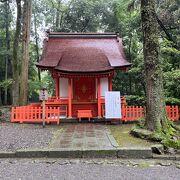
68, 78, 72, 118
108, 76, 112, 91
97, 78, 101, 118
55, 77, 59, 97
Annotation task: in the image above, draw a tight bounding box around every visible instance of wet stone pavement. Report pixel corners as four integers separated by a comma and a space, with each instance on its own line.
49, 124, 118, 150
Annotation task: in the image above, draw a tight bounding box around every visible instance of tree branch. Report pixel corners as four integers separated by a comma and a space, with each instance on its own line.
155, 13, 178, 49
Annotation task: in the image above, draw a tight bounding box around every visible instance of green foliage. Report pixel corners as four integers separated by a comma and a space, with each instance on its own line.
109, 0, 145, 97
41, 72, 55, 96
111, 0, 180, 107
132, 120, 180, 149
28, 80, 41, 99
0, 0, 179, 107
163, 139, 180, 149
60, 0, 109, 32
163, 69, 180, 98
125, 95, 145, 106
165, 97, 180, 106
134, 119, 146, 129
0, 106, 11, 121
28, 71, 55, 102
0, 79, 13, 89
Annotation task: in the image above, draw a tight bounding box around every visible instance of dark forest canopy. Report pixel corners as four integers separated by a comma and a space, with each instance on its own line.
0, 0, 179, 106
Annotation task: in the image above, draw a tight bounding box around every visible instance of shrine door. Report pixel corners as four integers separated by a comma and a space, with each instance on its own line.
73, 77, 96, 102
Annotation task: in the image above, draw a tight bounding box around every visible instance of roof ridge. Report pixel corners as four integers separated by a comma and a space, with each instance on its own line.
48, 32, 118, 38
48, 32, 117, 35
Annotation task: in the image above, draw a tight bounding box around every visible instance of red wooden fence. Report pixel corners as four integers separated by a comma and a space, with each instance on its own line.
102, 105, 179, 122
166, 105, 179, 121
121, 106, 144, 121
11, 105, 179, 124
11, 106, 62, 124
121, 105, 179, 122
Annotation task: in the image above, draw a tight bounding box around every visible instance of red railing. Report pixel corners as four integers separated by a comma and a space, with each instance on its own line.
166, 105, 179, 121
121, 106, 144, 121
102, 105, 179, 122
11, 104, 179, 124
47, 96, 61, 102
11, 106, 63, 124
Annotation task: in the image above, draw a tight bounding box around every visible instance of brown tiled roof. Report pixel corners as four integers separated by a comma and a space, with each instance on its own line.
37, 32, 131, 73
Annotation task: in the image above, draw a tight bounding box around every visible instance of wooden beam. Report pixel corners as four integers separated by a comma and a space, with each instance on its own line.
59, 71, 114, 78
55, 77, 59, 97
97, 78, 101, 118
108, 76, 112, 91
68, 78, 72, 118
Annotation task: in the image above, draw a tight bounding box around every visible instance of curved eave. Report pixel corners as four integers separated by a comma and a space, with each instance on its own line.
54, 68, 114, 74
113, 63, 132, 69
36, 63, 132, 73
36, 63, 55, 69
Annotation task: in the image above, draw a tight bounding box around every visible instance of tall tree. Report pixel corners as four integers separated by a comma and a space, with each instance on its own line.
19, 0, 32, 105
12, 0, 21, 106
33, 8, 41, 81
141, 0, 168, 131
55, 0, 61, 29
4, 0, 11, 105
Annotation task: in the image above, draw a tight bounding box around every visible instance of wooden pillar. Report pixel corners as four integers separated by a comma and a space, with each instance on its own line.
108, 76, 112, 91
97, 78, 101, 118
68, 78, 72, 118
55, 77, 59, 97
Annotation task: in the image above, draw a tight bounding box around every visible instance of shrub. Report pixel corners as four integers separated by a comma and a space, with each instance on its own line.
125, 95, 145, 106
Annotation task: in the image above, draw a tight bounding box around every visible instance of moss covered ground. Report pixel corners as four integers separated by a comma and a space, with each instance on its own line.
109, 123, 154, 147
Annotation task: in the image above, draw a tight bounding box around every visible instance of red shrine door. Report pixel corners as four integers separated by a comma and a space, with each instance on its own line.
73, 77, 96, 102
72, 77, 97, 117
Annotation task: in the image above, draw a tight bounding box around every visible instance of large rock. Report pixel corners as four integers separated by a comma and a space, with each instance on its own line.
130, 128, 152, 139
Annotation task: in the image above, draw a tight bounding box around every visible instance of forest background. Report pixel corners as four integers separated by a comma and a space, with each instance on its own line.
0, 0, 179, 106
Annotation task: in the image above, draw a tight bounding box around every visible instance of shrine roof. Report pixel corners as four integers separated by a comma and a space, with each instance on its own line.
37, 32, 131, 73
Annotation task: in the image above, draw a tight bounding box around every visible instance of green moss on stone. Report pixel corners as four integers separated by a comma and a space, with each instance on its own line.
163, 139, 180, 149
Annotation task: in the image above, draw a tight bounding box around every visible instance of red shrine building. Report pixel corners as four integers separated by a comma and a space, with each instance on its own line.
36, 32, 131, 119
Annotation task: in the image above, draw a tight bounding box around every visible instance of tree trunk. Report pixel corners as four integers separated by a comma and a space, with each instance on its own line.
19, 0, 32, 105
12, 0, 21, 106
33, 11, 41, 81
141, 0, 168, 132
59, 12, 64, 29
4, 0, 10, 105
128, 35, 132, 94
0, 88, 2, 106
55, 0, 61, 29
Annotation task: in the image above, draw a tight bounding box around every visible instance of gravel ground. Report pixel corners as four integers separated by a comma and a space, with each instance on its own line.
0, 122, 57, 151
0, 158, 179, 180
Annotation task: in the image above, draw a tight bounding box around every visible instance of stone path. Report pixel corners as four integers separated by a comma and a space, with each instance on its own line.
49, 124, 119, 150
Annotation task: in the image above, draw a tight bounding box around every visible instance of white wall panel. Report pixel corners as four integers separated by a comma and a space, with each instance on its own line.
100, 78, 108, 96
59, 78, 68, 98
